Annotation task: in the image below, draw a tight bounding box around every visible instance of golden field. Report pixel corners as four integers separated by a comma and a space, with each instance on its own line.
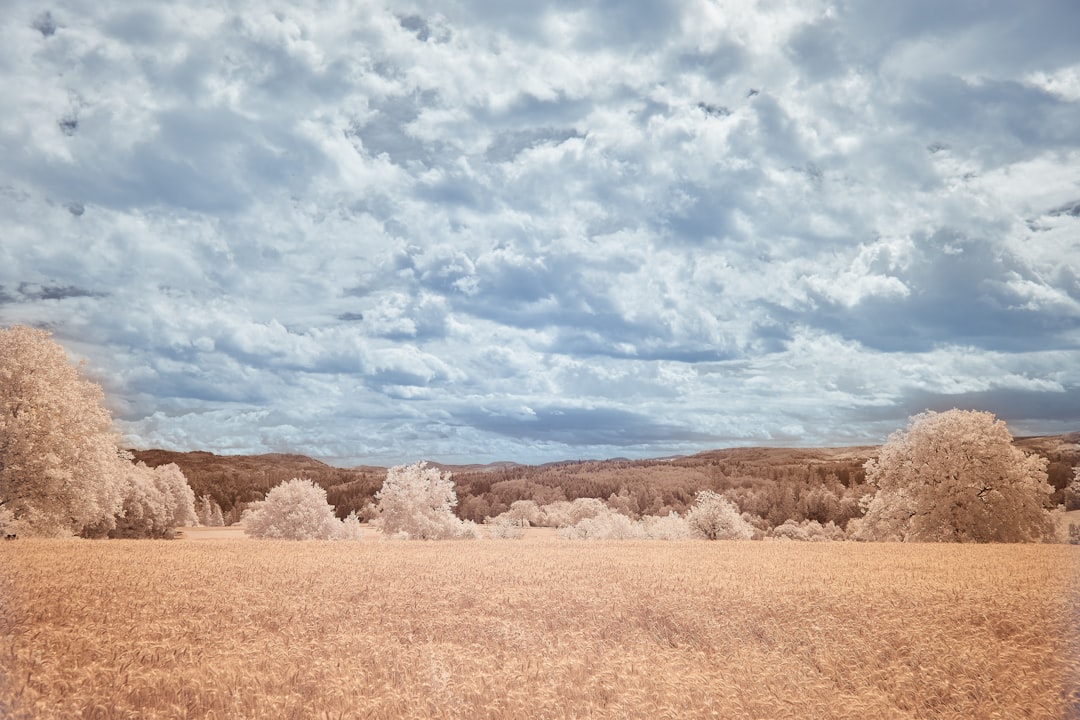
1, 538, 1077, 719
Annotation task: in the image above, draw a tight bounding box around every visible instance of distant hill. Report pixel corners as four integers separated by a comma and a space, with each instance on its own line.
130, 432, 1079, 525
129, 449, 385, 520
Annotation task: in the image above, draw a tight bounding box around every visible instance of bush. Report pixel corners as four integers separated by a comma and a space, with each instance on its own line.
243, 478, 357, 540
485, 516, 526, 540
641, 512, 691, 540
685, 490, 754, 540
769, 519, 845, 542
196, 495, 225, 526
559, 509, 646, 540
538, 498, 609, 528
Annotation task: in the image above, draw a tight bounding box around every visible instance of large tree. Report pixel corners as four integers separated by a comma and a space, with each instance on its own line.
375, 462, 479, 539
0, 325, 126, 536
852, 410, 1054, 542
109, 462, 198, 538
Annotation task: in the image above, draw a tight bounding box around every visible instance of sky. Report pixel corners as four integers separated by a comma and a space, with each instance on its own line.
2, 1, 1079, 466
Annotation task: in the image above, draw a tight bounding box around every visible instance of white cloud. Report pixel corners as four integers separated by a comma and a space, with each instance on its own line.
3, 0, 1078, 464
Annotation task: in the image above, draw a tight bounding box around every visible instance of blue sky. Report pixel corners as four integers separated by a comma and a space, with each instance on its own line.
2, 1, 1079, 466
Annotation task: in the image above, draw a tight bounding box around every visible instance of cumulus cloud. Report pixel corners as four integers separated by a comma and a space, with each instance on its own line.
2, 0, 1078, 464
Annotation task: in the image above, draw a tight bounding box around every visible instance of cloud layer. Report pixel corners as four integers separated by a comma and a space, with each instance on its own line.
2, 1, 1078, 464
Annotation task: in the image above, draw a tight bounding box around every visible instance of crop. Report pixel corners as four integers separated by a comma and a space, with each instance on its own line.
1, 539, 1077, 719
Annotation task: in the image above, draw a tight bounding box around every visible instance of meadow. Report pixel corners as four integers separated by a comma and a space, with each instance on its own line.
1, 537, 1077, 719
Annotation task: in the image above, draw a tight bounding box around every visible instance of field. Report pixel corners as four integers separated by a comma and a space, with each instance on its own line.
1, 539, 1078, 719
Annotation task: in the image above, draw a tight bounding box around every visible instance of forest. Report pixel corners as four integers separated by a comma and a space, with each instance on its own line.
132, 432, 1080, 533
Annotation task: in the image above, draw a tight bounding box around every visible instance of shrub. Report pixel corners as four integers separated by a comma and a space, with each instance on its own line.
685, 490, 754, 540
243, 478, 356, 540
559, 509, 646, 540
485, 516, 526, 539
642, 512, 691, 540
770, 519, 845, 542
539, 498, 608, 528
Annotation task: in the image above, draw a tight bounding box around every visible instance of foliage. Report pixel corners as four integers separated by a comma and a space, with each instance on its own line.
243, 478, 357, 540
196, 494, 226, 526
339, 511, 363, 541
129, 432, 1073, 538
769, 519, 845, 542
684, 490, 754, 540
107, 462, 197, 539
641, 512, 692, 540
557, 509, 694, 541
852, 410, 1055, 543
559, 508, 647, 540
1066, 467, 1080, 512
0, 326, 127, 536
538, 497, 609, 528
374, 462, 479, 540
484, 515, 526, 539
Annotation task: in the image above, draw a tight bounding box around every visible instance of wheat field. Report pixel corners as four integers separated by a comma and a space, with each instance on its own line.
1, 539, 1077, 719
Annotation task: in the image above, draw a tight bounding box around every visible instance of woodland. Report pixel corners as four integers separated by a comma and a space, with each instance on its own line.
132, 432, 1080, 533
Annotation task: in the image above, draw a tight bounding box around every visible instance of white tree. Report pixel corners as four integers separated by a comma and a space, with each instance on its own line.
1067, 467, 1080, 511
109, 462, 197, 538
0, 325, 126, 536
339, 511, 363, 540
196, 495, 226, 527
538, 498, 609, 528
558, 510, 694, 541
770, 519, 845, 542
243, 478, 355, 540
851, 410, 1055, 543
374, 462, 479, 540
485, 515, 526, 539
503, 499, 542, 527
685, 490, 754, 540
642, 512, 692, 540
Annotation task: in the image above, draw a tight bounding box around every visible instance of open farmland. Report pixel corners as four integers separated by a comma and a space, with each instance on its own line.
1, 540, 1078, 719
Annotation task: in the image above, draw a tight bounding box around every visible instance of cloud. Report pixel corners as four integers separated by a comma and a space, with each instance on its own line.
1, 0, 1078, 464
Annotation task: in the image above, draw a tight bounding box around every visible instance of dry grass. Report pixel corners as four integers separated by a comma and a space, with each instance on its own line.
1, 539, 1077, 719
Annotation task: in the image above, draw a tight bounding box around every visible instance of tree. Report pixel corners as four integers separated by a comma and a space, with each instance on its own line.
0, 325, 126, 536
503, 499, 542, 527
106, 462, 197, 538
485, 515, 526, 539
1066, 467, 1080, 512
243, 478, 356, 540
374, 462, 479, 540
852, 410, 1055, 543
537, 497, 608, 528
559, 508, 647, 540
196, 494, 226, 526
685, 490, 754, 540
642, 512, 692, 540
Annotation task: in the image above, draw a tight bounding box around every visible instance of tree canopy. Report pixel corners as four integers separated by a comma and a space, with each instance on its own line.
243, 478, 359, 540
0, 325, 126, 535
1, 325, 197, 538
375, 462, 479, 539
852, 410, 1055, 543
